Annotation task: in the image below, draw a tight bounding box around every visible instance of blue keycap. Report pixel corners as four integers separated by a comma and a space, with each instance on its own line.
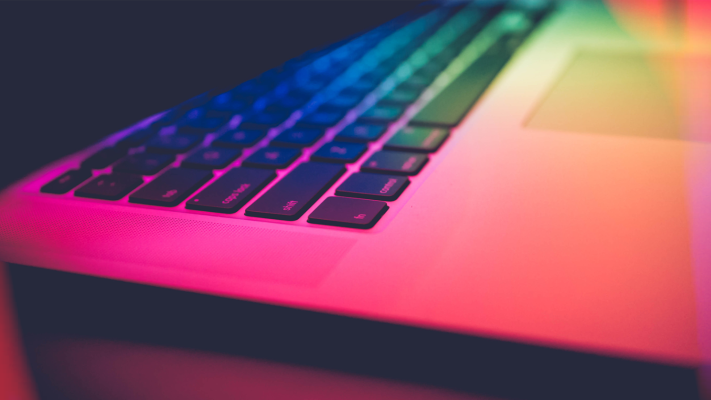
322, 91, 363, 110
241, 111, 291, 128
241, 147, 301, 169
334, 124, 386, 143
311, 142, 367, 164
298, 109, 346, 128
181, 147, 241, 170
146, 134, 201, 154
212, 128, 265, 148
271, 127, 324, 148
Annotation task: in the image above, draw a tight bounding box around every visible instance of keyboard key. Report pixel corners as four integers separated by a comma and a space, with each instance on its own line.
348, 77, 380, 94
241, 111, 291, 128
360, 151, 428, 176
74, 173, 143, 200
233, 80, 272, 99
242, 147, 301, 169
334, 123, 386, 143
335, 172, 409, 201
410, 51, 510, 127
210, 92, 248, 113
383, 126, 449, 152
311, 142, 366, 164
178, 107, 228, 133
40, 169, 92, 194
181, 147, 241, 170
308, 196, 388, 229
129, 168, 213, 207
399, 71, 436, 90
113, 153, 175, 175
358, 104, 406, 124
380, 86, 421, 105
116, 126, 155, 149
186, 168, 276, 213
212, 129, 265, 148
81, 147, 126, 170
271, 127, 324, 148
298, 109, 345, 128
322, 91, 363, 110
146, 134, 201, 154
245, 162, 345, 221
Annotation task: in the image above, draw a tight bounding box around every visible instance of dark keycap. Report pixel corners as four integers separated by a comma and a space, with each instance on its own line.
241, 111, 291, 128
242, 147, 301, 169
311, 142, 366, 164
40, 169, 92, 194
358, 104, 406, 124
146, 134, 201, 154
176, 118, 229, 136
308, 196, 388, 229
322, 91, 363, 110
129, 168, 213, 207
81, 147, 126, 170
234, 80, 272, 98
181, 147, 241, 170
116, 126, 155, 149
334, 123, 386, 143
298, 109, 345, 128
74, 173, 143, 200
245, 162, 345, 221
380, 86, 421, 105
113, 153, 175, 175
360, 151, 428, 176
186, 168, 276, 213
178, 107, 228, 134
295, 78, 328, 94
212, 129, 265, 148
210, 92, 248, 113
383, 126, 449, 153
271, 127, 324, 148
348, 77, 380, 94
335, 172, 409, 201
265, 95, 309, 113
410, 51, 510, 127
400, 71, 437, 90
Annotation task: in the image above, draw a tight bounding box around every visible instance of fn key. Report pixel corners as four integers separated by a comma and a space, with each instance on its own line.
308, 197, 388, 229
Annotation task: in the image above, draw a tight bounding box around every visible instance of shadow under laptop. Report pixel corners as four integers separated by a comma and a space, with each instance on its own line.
8, 264, 704, 400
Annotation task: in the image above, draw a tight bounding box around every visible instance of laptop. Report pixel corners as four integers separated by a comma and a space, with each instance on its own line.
1, 1, 710, 398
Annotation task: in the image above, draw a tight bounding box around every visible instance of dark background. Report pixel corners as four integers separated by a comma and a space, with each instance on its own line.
0, 1, 423, 190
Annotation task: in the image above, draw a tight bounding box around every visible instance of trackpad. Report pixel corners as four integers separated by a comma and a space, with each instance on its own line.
527, 51, 711, 142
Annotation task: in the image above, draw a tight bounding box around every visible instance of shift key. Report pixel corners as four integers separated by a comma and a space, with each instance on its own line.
245, 162, 345, 221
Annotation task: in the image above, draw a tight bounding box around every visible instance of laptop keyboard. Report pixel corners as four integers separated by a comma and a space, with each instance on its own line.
39, 1, 550, 229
